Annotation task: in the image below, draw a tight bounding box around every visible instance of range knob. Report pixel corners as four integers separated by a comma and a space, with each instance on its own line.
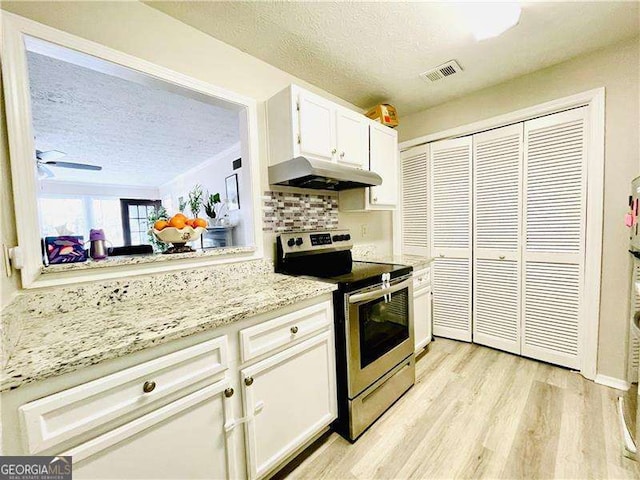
287, 238, 295, 247
345, 234, 351, 241
332, 235, 340, 242
295, 237, 304, 246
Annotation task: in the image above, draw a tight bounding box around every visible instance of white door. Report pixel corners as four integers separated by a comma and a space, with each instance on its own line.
401, 144, 429, 256
430, 136, 473, 342
473, 124, 523, 354
369, 122, 398, 207
413, 276, 432, 353
522, 107, 588, 369
242, 332, 337, 480
335, 107, 369, 168
71, 382, 237, 480
297, 90, 336, 162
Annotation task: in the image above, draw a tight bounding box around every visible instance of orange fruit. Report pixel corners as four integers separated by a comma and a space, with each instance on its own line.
168, 216, 186, 229
154, 220, 169, 231
193, 218, 208, 228
186, 219, 196, 227
173, 213, 187, 220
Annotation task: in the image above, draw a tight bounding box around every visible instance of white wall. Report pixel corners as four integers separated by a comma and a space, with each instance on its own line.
159, 142, 250, 246
0, 1, 393, 307
398, 36, 640, 381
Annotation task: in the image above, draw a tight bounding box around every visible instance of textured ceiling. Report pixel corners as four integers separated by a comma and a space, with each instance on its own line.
147, 1, 640, 115
27, 51, 240, 187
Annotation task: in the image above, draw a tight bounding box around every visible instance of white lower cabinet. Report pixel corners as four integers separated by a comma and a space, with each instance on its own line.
413, 268, 432, 353
71, 380, 236, 480
241, 331, 337, 480
5, 298, 336, 480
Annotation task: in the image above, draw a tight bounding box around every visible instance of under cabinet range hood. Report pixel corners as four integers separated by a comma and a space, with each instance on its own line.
268, 156, 382, 191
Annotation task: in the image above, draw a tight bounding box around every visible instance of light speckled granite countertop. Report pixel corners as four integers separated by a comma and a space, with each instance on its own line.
1, 260, 336, 392
354, 252, 433, 271
41, 246, 255, 274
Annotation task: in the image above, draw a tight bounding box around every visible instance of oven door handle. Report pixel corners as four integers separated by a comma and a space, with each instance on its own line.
348, 279, 411, 304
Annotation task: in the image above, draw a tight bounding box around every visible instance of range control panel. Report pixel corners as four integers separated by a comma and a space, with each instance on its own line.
279, 229, 353, 254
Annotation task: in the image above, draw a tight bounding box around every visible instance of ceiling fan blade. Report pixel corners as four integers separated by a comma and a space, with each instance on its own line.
37, 164, 55, 179
44, 161, 102, 171
36, 149, 67, 162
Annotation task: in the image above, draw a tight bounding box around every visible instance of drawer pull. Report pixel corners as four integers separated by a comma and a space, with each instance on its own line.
142, 381, 156, 393
499, 255, 505, 260
224, 388, 234, 398
244, 377, 254, 387
290, 326, 299, 334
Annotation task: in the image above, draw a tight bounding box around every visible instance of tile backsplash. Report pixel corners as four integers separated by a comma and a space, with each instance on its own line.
262, 191, 339, 232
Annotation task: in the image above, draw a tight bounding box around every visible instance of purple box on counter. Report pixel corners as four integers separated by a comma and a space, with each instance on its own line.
45, 236, 87, 264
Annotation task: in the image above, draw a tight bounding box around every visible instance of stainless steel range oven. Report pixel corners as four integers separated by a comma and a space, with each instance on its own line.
275, 230, 415, 441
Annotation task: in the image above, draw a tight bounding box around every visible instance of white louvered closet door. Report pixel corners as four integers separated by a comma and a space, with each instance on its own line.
628, 257, 640, 383
472, 124, 523, 354
401, 145, 429, 256
522, 107, 588, 369
430, 136, 472, 342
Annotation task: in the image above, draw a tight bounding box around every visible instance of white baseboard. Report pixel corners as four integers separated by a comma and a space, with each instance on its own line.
595, 374, 630, 391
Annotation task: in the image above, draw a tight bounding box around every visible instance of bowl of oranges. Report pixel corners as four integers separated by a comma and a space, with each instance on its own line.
152, 214, 208, 254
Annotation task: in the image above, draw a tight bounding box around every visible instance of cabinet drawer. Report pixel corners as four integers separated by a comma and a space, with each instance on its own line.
20, 336, 228, 454
239, 301, 332, 362
413, 268, 431, 289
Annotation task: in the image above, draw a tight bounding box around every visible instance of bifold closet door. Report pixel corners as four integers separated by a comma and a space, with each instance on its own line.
522, 107, 587, 369
472, 124, 523, 354
401, 145, 429, 256
430, 136, 472, 342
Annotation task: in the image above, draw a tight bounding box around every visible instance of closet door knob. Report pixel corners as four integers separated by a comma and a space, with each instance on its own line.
290, 326, 299, 334
244, 377, 254, 386
142, 381, 156, 393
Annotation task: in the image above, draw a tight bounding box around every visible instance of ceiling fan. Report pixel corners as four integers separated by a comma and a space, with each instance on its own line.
36, 149, 103, 178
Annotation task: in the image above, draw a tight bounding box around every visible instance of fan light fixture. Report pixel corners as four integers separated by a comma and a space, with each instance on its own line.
461, 3, 522, 41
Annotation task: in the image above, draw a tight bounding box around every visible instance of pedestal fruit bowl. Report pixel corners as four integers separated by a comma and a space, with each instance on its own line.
152, 215, 208, 254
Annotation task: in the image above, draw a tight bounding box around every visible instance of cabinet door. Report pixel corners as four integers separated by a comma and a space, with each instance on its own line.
242, 331, 337, 480
297, 90, 335, 162
69, 381, 237, 480
430, 136, 472, 342
335, 107, 369, 168
473, 124, 523, 355
369, 122, 398, 206
413, 286, 432, 353
522, 108, 587, 369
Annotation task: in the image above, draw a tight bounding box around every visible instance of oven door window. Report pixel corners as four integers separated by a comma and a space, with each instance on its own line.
358, 288, 410, 368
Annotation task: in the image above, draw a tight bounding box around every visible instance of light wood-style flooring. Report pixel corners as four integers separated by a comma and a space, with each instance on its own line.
278, 339, 640, 479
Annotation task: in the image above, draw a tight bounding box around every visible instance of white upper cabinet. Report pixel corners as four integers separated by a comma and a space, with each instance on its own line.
369, 122, 398, 207
267, 85, 369, 167
297, 89, 336, 162
335, 107, 369, 168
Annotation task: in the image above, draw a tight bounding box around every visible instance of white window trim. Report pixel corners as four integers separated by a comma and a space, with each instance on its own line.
396, 88, 605, 380
1, 12, 264, 288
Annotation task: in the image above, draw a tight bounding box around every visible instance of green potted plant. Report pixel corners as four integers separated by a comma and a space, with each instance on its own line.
204, 192, 221, 224
188, 184, 204, 218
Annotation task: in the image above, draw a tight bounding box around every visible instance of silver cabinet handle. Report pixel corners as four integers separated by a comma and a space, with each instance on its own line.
142, 381, 156, 393
290, 326, 299, 334
244, 377, 254, 386
439, 254, 445, 258
340, 152, 345, 158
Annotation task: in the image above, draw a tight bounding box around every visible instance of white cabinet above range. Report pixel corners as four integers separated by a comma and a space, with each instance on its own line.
267, 85, 370, 168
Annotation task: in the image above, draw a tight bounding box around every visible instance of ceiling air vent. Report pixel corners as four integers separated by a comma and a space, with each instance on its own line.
419, 60, 463, 83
